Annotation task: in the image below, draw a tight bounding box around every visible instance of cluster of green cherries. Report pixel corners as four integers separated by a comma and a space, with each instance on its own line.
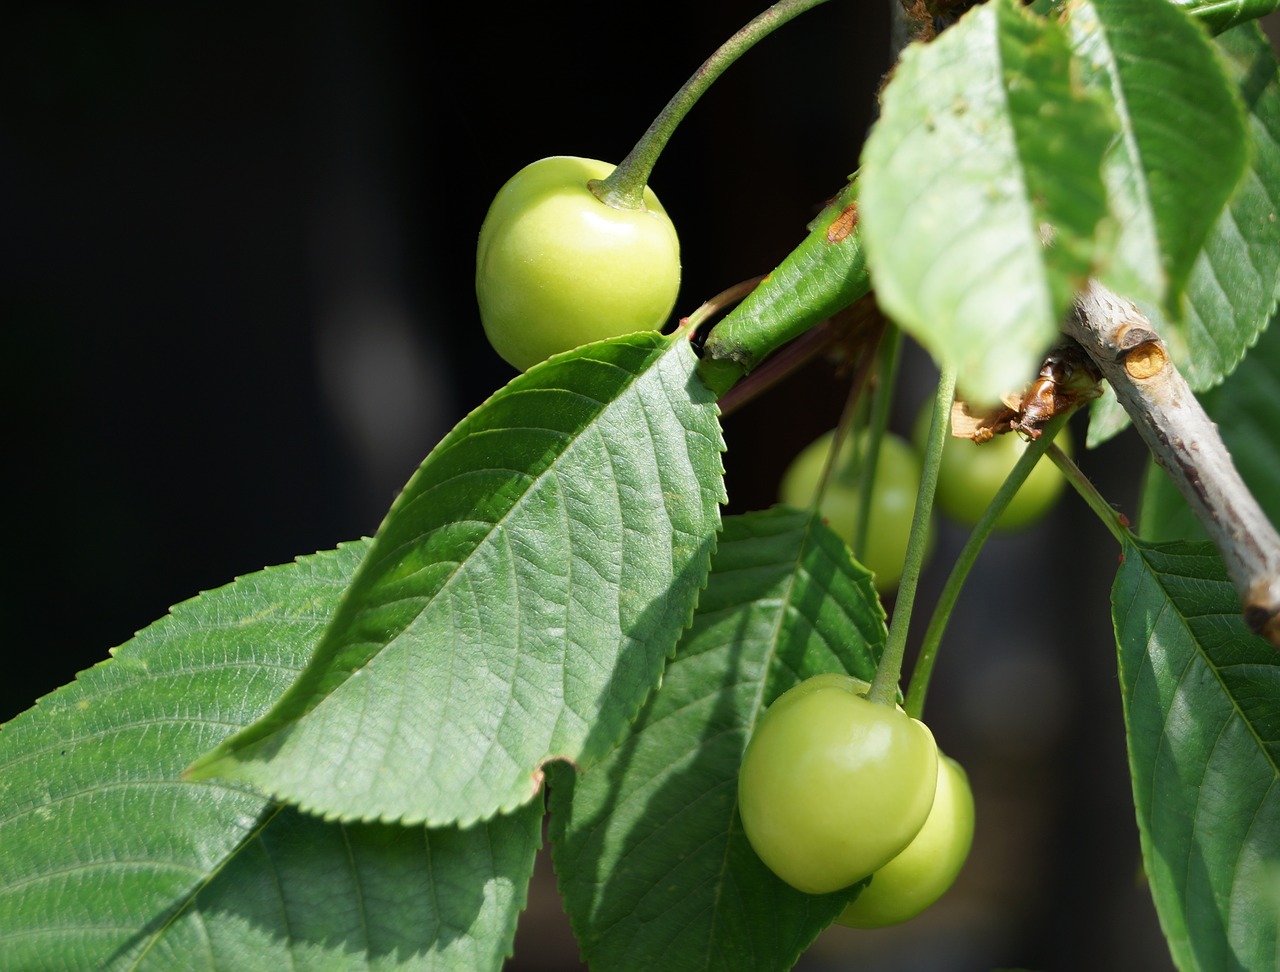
475, 154, 1068, 928
747, 408, 1071, 923
737, 672, 974, 927
780, 410, 1070, 595
761, 368, 1068, 924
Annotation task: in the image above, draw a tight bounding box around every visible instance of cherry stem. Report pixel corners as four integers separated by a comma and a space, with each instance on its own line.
1047, 442, 1133, 546
867, 366, 956, 708
852, 327, 903, 564
681, 276, 766, 334
591, 0, 835, 210
902, 413, 1072, 721
797, 337, 881, 533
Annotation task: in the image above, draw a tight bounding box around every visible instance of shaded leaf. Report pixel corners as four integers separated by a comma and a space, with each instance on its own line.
860, 0, 1113, 402
1178, 23, 1280, 390
124, 804, 543, 972
1082, 379, 1133, 450
0, 543, 541, 972
550, 507, 885, 972
1112, 538, 1280, 971
189, 333, 725, 827
1065, 0, 1248, 332
1169, 0, 1280, 36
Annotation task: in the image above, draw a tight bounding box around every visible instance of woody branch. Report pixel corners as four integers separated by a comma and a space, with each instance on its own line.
1065, 280, 1280, 648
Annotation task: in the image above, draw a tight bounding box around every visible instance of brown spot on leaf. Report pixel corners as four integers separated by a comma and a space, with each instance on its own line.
826, 203, 859, 244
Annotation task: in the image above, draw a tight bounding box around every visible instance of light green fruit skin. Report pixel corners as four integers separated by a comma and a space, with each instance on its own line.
915, 407, 1070, 531
835, 752, 975, 928
738, 673, 939, 895
779, 429, 927, 593
476, 156, 681, 372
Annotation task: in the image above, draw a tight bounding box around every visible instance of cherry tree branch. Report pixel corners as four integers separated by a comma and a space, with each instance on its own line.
1065, 281, 1280, 647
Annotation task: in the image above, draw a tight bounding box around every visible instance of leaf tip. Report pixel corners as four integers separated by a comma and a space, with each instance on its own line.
181, 748, 236, 783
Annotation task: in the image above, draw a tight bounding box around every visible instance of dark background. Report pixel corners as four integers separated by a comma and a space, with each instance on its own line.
4, 3, 1274, 970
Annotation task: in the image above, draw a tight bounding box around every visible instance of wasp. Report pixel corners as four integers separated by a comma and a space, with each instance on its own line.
952, 340, 1103, 443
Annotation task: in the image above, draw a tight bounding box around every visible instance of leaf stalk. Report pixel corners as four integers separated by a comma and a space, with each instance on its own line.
591, 0, 834, 209
868, 367, 955, 707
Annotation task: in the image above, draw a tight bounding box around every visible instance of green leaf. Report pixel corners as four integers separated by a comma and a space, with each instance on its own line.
549, 507, 885, 972
1097, 21, 1280, 422
1178, 23, 1280, 391
1066, 0, 1248, 333
188, 332, 725, 827
1112, 538, 1280, 971
1169, 0, 1280, 36
859, 0, 1113, 402
1138, 306, 1280, 544
1082, 21, 1277, 446
123, 804, 543, 972
1082, 379, 1134, 449
1195, 327, 1280, 526
0, 543, 542, 972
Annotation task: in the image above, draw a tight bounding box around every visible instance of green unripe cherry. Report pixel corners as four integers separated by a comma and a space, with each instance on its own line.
915, 405, 1071, 531
475, 156, 681, 372
779, 428, 929, 593
738, 673, 938, 895
836, 752, 975, 928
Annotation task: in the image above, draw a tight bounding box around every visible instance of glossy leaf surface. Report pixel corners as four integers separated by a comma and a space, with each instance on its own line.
1170, 0, 1280, 35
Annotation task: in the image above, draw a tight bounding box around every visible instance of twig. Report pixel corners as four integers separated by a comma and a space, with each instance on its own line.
1065, 281, 1280, 647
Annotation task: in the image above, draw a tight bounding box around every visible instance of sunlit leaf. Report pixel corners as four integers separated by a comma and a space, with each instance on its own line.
1083, 21, 1277, 446
188, 332, 725, 827
860, 0, 1113, 402
1065, 0, 1248, 335
0, 543, 541, 972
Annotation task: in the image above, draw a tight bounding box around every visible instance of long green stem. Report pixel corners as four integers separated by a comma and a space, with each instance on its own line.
1048, 442, 1133, 545
902, 414, 1070, 720
808, 346, 879, 525
853, 327, 903, 564
592, 0, 834, 210
868, 367, 956, 707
